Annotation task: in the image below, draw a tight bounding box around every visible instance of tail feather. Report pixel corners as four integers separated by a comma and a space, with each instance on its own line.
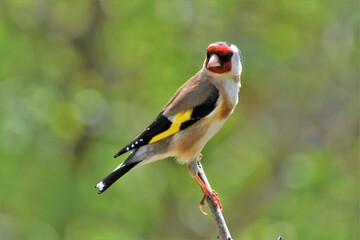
95, 161, 140, 194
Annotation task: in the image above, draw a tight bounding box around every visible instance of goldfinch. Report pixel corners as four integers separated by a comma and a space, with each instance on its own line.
96, 42, 243, 202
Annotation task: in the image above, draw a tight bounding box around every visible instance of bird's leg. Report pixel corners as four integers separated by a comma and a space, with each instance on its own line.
188, 154, 223, 215
194, 174, 223, 214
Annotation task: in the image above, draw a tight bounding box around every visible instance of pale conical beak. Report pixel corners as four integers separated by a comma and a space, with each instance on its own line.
207, 54, 221, 68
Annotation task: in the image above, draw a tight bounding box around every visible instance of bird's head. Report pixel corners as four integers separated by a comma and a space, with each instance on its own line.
204, 42, 242, 78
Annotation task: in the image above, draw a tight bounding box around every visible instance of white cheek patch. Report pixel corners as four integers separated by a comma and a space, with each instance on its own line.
222, 78, 240, 107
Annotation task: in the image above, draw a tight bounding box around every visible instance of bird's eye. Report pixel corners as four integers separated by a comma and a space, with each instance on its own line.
220, 52, 233, 63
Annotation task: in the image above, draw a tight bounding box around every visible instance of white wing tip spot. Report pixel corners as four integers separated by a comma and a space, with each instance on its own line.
96, 181, 105, 191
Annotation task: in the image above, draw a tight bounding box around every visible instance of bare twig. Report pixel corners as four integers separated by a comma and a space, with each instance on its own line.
188, 158, 232, 240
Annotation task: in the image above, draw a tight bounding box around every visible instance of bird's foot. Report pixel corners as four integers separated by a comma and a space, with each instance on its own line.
195, 175, 223, 215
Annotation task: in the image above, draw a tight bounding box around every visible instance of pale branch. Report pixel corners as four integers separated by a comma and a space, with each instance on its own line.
188, 158, 283, 240
188, 158, 232, 240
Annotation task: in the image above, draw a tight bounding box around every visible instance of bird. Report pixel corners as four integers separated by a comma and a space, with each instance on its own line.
96, 41, 242, 211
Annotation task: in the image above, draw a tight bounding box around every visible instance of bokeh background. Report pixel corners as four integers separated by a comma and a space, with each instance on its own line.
0, 0, 358, 239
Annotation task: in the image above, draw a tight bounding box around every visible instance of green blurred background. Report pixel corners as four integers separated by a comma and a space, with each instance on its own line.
0, 0, 358, 239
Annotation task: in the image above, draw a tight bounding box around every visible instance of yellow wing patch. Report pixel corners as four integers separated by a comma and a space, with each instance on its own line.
149, 109, 193, 143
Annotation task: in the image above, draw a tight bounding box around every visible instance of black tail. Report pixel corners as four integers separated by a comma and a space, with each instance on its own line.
95, 161, 140, 194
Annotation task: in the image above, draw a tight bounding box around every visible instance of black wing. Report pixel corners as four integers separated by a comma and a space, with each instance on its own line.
114, 88, 219, 158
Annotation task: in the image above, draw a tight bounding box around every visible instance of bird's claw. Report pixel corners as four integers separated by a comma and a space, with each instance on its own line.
195, 175, 223, 215
199, 192, 208, 215
198, 188, 223, 215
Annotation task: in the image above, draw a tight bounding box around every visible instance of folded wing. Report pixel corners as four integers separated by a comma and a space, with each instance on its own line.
114, 77, 219, 158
